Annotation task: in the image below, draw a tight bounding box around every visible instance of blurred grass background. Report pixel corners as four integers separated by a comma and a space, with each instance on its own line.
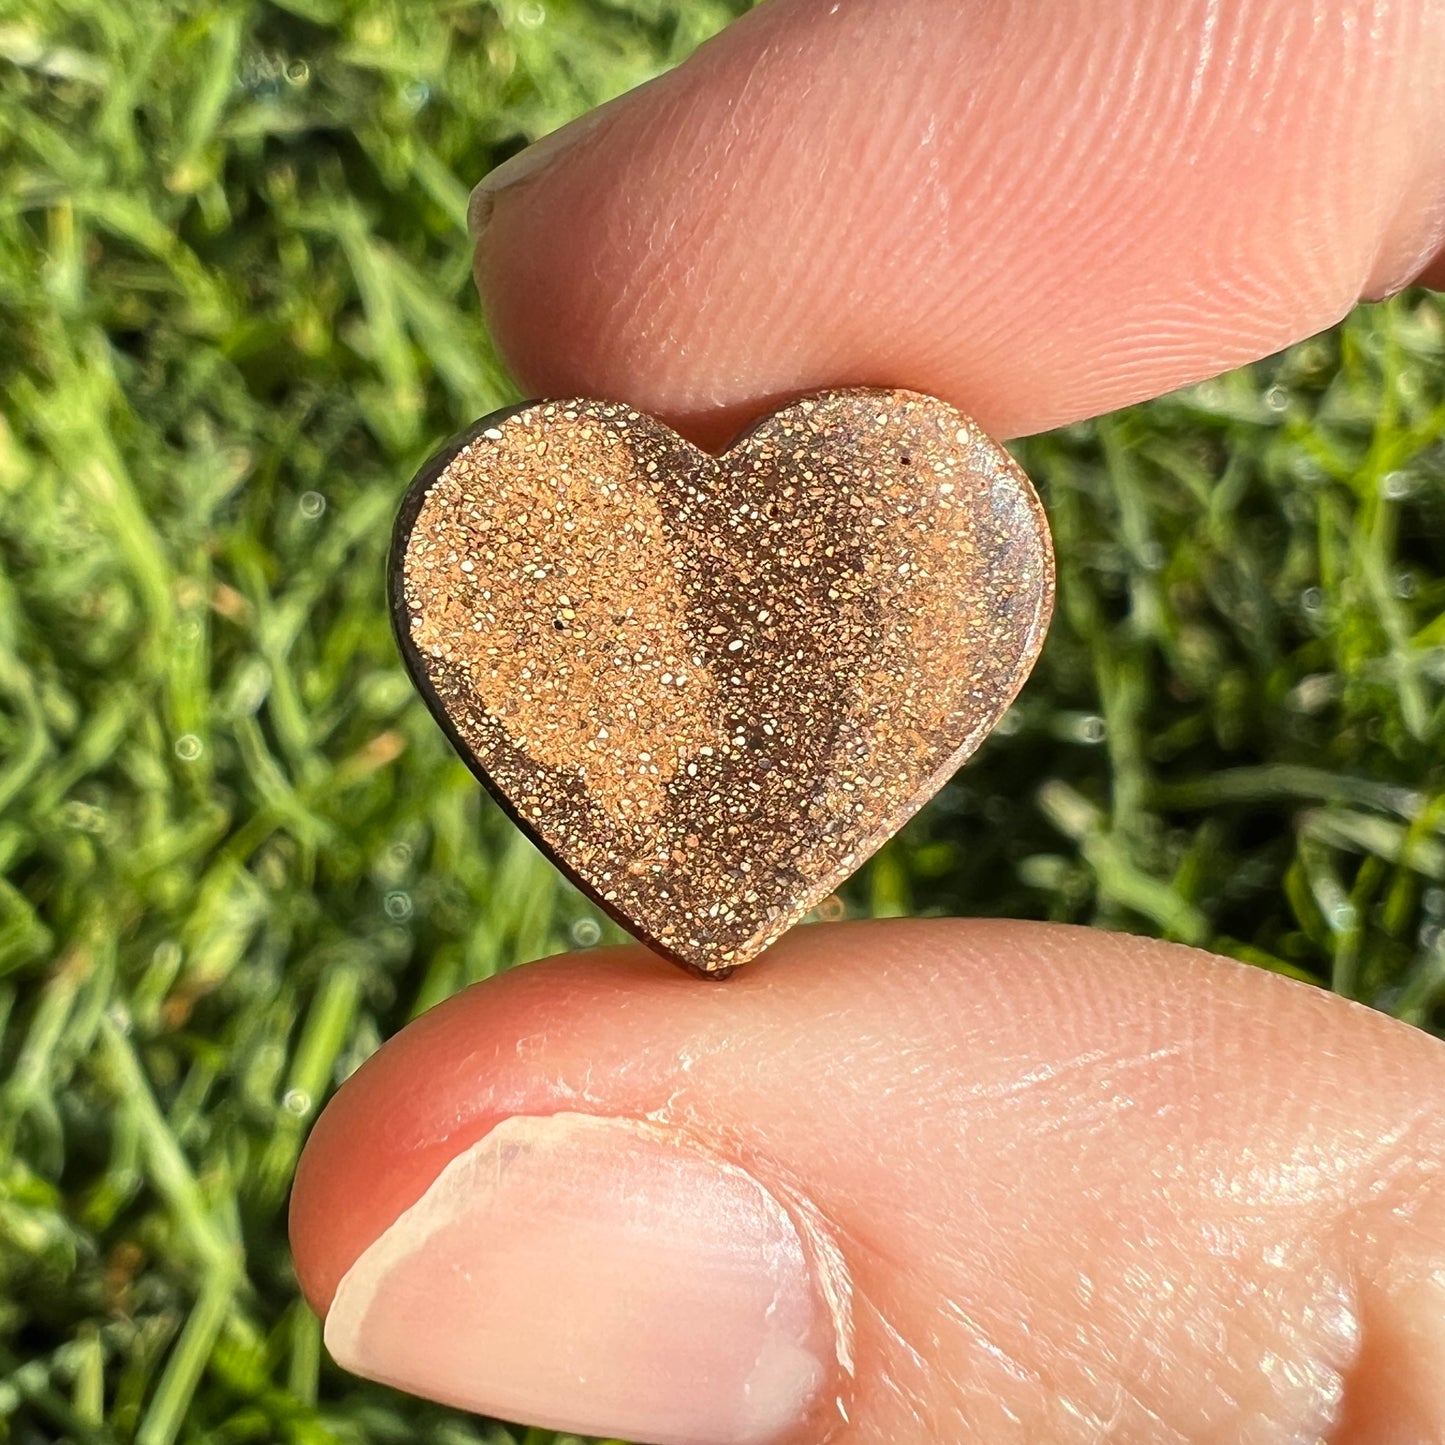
1, 1, 1444, 1442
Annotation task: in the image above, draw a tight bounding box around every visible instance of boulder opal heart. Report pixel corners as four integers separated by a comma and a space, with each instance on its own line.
391, 389, 1053, 975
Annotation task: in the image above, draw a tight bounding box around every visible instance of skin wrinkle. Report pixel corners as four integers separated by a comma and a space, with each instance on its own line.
630, 38, 789, 399
863, 25, 1060, 354
1384, 1144, 1445, 1243
1187, 0, 1225, 112
1190, 0, 1252, 155
823, 1029, 1366, 1440
965, 1040, 1196, 1113
1333, 4, 1436, 299
852, 1293, 950, 1440
951, 4, 1092, 223
1067, 1251, 1355, 1442
1232, 1077, 1441, 1216
1068, 9, 1154, 178
1070, 1359, 1186, 1444
1165, 10, 1327, 332
1332, 1105, 1441, 1203
1007, 1298, 1179, 1442
590, 155, 655, 365
936, 1297, 1041, 1393
1294, 5, 1368, 306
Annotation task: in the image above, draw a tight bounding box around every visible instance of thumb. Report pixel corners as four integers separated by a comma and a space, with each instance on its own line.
290, 921, 1445, 1445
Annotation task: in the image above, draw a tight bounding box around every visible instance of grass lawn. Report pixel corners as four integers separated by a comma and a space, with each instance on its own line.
2, 1, 1444, 1442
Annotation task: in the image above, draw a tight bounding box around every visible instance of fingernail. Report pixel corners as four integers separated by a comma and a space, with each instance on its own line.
468, 104, 613, 240
324, 1113, 846, 1445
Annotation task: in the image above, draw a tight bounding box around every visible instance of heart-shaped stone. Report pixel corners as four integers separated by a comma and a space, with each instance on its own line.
391, 389, 1053, 975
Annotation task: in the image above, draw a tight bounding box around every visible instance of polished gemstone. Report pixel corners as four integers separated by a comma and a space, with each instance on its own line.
391, 389, 1053, 975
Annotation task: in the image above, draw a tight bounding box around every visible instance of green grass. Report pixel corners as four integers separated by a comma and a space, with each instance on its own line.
1, 1, 1443, 1441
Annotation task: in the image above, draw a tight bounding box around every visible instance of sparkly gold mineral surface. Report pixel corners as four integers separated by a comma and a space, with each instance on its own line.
391, 389, 1054, 974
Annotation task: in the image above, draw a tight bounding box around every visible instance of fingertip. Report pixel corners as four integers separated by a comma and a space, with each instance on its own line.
474, 0, 1445, 437
288, 944, 669, 1314
290, 938, 861, 1445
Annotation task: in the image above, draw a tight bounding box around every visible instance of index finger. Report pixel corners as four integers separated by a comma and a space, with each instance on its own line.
471, 0, 1445, 447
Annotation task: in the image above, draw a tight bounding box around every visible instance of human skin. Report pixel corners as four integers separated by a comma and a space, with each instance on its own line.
291, 1, 1445, 1441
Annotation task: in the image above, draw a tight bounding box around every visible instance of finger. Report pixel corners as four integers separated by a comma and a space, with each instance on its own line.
291, 921, 1445, 1445
1420, 240, 1445, 290
470, 0, 1445, 448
